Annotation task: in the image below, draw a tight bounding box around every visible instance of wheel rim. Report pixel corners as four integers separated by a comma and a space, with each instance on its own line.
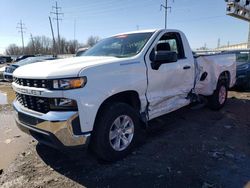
109, 115, 134, 151
219, 85, 227, 105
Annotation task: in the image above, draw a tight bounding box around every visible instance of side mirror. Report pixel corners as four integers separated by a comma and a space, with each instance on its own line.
151, 51, 178, 70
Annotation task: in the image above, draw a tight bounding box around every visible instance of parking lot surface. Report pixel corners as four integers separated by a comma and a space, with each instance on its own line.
0, 87, 250, 188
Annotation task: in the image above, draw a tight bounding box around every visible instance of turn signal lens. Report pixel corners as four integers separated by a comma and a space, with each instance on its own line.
53, 77, 87, 90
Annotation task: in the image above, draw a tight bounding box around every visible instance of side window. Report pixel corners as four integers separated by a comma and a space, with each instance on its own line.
160, 39, 178, 53
150, 32, 185, 60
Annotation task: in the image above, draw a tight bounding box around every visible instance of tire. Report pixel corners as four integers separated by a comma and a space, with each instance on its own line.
208, 79, 228, 110
90, 103, 143, 161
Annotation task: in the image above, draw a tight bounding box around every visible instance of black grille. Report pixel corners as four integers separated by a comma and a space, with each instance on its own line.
18, 112, 44, 125
16, 93, 50, 113
13, 77, 53, 89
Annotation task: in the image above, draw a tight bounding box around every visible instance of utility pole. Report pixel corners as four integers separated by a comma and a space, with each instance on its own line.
74, 19, 76, 42
16, 20, 26, 55
30, 33, 35, 54
74, 19, 77, 52
247, 23, 250, 49
49, 16, 57, 56
247, 23, 250, 60
217, 38, 221, 48
51, 1, 63, 54
204, 43, 207, 50
161, 0, 173, 29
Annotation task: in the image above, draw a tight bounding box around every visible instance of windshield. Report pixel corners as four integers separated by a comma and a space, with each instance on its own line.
83, 32, 153, 58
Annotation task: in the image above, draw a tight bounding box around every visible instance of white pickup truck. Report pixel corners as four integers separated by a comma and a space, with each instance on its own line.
12, 29, 236, 161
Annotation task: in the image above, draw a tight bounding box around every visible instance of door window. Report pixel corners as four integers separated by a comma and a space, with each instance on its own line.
150, 32, 185, 61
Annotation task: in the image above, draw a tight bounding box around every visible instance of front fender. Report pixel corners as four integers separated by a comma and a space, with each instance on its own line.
74, 58, 148, 132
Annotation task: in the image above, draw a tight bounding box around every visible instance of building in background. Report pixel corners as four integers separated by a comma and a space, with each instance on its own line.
215, 42, 248, 51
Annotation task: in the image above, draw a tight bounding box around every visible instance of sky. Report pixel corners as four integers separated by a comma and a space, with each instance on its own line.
0, 0, 249, 54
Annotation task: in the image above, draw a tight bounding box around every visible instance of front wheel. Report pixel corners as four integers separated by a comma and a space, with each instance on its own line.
208, 79, 228, 110
90, 103, 143, 161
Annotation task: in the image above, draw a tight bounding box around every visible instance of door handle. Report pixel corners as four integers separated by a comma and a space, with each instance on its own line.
183, 65, 191, 70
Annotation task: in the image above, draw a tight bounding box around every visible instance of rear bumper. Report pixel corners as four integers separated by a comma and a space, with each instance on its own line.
13, 100, 91, 149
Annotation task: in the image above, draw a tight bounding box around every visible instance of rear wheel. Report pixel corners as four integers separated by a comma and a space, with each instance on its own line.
90, 103, 143, 161
208, 79, 228, 110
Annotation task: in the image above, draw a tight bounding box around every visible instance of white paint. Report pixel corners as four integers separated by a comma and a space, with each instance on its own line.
195, 53, 236, 96
12, 29, 236, 134
0, 92, 8, 104
0, 66, 6, 72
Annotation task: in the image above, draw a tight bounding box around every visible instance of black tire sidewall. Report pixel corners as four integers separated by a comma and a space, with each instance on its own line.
92, 103, 142, 161
208, 80, 228, 110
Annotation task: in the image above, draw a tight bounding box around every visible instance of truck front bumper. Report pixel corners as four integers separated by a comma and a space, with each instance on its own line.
13, 100, 91, 149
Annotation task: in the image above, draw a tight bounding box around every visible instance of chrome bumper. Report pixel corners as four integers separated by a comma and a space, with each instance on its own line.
13, 100, 91, 148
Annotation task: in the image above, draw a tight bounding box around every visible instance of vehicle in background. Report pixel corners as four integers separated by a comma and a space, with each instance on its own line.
12, 29, 236, 161
75, 47, 89, 56
3, 56, 56, 81
0, 66, 6, 80
15, 55, 35, 62
0, 57, 6, 64
223, 50, 250, 90
0, 56, 13, 64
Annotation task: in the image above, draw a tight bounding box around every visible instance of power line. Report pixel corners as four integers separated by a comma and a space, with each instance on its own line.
51, 1, 63, 54
64, 0, 122, 11
64, 0, 155, 15
16, 20, 26, 54
173, 15, 225, 24
64, 0, 154, 12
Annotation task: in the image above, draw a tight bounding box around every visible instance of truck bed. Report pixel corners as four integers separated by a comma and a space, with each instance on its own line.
194, 53, 236, 96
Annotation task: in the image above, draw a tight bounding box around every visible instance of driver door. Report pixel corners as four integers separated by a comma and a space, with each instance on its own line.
145, 31, 194, 119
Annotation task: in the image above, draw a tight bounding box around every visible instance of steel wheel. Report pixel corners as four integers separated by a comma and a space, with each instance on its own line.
109, 115, 134, 151
90, 103, 144, 161
219, 85, 227, 105
208, 79, 228, 110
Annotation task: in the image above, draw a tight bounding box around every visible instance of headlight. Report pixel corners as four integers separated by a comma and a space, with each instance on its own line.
53, 77, 87, 90
238, 64, 249, 71
50, 98, 78, 111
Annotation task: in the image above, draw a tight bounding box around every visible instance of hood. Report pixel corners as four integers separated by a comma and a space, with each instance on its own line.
13, 56, 120, 79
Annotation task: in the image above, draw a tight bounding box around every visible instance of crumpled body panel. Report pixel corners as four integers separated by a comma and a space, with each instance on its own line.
195, 53, 236, 96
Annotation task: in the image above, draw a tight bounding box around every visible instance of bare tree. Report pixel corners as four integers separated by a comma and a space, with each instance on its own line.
5, 44, 22, 55
66, 40, 79, 54
86, 36, 100, 47
5, 35, 87, 55
24, 36, 53, 55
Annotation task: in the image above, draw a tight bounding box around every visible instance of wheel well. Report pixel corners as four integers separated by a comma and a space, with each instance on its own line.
219, 71, 230, 87
96, 90, 141, 116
